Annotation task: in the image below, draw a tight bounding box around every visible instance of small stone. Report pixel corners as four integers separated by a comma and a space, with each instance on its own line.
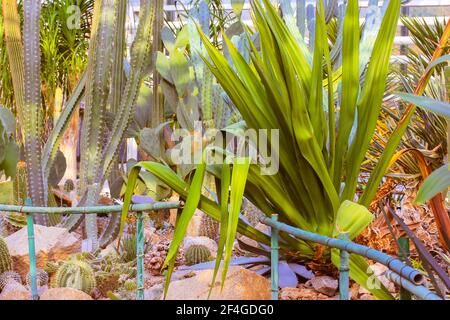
144, 284, 163, 300
309, 276, 338, 297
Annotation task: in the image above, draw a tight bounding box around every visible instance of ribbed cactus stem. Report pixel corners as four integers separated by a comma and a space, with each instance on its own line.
54, 259, 96, 294
2, 0, 25, 125
23, 0, 47, 224
0, 237, 13, 274
184, 245, 211, 266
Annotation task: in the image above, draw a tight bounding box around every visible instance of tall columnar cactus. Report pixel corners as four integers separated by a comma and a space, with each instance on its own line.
22, 0, 46, 222
3, 0, 46, 224
0, 236, 13, 274
54, 259, 96, 294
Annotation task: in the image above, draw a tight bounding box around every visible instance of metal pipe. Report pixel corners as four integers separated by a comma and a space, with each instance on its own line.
0, 202, 181, 215
271, 214, 279, 300
136, 212, 145, 300
339, 232, 350, 300
25, 198, 38, 300
261, 217, 424, 285
385, 270, 442, 300
398, 237, 412, 300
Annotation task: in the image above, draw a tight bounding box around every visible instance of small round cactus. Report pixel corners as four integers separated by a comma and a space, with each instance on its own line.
26, 269, 49, 288
184, 245, 212, 266
54, 259, 96, 294
0, 237, 13, 274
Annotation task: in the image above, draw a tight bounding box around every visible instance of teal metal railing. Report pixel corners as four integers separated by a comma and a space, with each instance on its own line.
262, 215, 444, 300
0, 199, 181, 300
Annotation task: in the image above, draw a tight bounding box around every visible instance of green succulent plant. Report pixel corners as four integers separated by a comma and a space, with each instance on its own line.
184, 245, 212, 265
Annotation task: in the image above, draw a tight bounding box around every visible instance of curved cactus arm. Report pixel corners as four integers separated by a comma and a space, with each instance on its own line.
100, 0, 157, 178
42, 73, 86, 195
23, 1, 46, 224
99, 212, 121, 248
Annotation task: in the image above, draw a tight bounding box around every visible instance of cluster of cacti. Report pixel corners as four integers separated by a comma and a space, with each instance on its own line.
184, 245, 212, 266
117, 234, 150, 263
144, 240, 184, 276
0, 271, 22, 291
0, 237, 13, 274
53, 259, 96, 294
26, 269, 49, 288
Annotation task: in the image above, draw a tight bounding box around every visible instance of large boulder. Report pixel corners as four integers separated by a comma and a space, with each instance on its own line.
4, 225, 81, 279
40, 287, 93, 300
165, 266, 270, 300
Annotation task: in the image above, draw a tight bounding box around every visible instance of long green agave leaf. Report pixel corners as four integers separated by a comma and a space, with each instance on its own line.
161, 161, 206, 298
333, 0, 359, 190
221, 158, 250, 288
163, 162, 206, 269
208, 163, 231, 298
342, 0, 400, 201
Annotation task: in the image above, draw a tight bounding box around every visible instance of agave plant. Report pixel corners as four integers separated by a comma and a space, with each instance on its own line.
118, 0, 413, 300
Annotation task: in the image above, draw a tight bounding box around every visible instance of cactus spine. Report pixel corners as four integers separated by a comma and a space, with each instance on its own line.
184, 245, 211, 266
0, 237, 13, 273
54, 259, 96, 294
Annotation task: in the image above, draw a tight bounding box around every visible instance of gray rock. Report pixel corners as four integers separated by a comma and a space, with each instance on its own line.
309, 276, 338, 297
144, 284, 163, 300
